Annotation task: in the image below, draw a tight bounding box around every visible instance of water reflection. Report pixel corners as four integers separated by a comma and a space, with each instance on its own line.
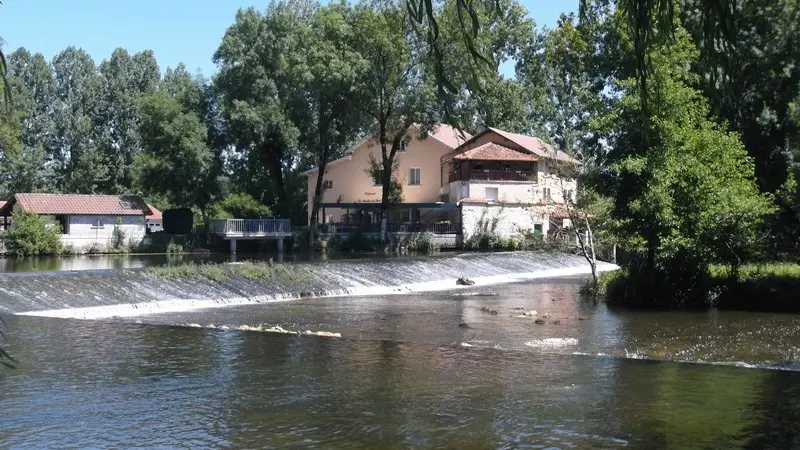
2, 315, 800, 448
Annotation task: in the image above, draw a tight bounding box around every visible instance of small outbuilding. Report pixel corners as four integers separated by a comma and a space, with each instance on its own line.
0, 193, 153, 251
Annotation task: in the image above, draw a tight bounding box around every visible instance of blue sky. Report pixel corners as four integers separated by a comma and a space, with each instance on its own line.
0, 0, 576, 77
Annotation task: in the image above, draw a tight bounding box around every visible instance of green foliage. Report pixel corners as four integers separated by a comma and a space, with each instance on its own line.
144, 261, 309, 284
210, 193, 271, 219
110, 220, 126, 250
405, 232, 440, 253
599, 24, 776, 307
135, 91, 213, 209
7, 211, 63, 256
162, 208, 194, 235
166, 240, 184, 255
340, 231, 378, 252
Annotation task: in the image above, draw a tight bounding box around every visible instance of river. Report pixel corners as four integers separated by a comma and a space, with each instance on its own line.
1, 256, 799, 448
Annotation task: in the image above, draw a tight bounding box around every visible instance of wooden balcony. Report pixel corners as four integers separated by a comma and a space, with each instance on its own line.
449, 170, 537, 183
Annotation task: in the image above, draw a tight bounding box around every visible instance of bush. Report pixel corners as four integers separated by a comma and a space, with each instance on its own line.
166, 239, 184, 255
466, 232, 501, 251
405, 232, 440, 253
110, 220, 127, 250
340, 231, 377, 252
7, 211, 63, 256
211, 193, 271, 219
163, 208, 194, 234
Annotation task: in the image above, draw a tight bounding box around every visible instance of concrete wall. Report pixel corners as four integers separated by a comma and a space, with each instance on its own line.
306, 130, 454, 224
461, 203, 551, 241
62, 215, 146, 250
449, 180, 537, 203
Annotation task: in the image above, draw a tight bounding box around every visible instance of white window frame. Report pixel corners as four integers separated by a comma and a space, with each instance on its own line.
409, 167, 421, 186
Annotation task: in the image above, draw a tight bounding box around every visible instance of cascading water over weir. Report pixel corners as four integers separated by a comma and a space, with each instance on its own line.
0, 252, 617, 320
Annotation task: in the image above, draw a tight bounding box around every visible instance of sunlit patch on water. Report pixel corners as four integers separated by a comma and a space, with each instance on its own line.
525, 337, 579, 348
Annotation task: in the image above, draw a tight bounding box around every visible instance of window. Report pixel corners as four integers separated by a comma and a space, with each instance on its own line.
119, 200, 131, 209
543, 188, 551, 202
397, 140, 407, 152
371, 170, 382, 186
409, 168, 421, 186
485, 187, 499, 202
322, 180, 333, 190
564, 189, 573, 203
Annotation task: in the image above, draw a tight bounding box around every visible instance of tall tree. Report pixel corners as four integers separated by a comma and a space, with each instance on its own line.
598, 22, 775, 307
214, 3, 311, 219
350, 1, 438, 241
50, 47, 106, 193
295, 1, 368, 243
96, 48, 160, 192
135, 91, 213, 211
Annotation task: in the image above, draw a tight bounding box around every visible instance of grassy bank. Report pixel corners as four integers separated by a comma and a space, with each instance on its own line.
600, 262, 800, 312
144, 261, 310, 284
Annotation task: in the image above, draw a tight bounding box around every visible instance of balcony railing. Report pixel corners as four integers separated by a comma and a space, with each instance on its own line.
211, 218, 292, 236
449, 170, 536, 183
324, 222, 460, 235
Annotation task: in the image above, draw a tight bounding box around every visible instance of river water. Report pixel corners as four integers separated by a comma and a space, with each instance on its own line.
2, 272, 800, 448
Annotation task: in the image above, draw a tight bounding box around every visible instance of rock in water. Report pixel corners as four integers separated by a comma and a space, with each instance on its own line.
534, 318, 546, 325
456, 277, 475, 286
458, 322, 472, 329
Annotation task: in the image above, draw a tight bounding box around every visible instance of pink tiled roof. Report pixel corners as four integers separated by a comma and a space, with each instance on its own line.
487, 127, 578, 163
429, 123, 472, 149
453, 142, 538, 162
0, 194, 152, 216
146, 203, 163, 220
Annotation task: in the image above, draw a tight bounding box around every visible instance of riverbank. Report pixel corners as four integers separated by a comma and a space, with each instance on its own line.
601, 262, 800, 312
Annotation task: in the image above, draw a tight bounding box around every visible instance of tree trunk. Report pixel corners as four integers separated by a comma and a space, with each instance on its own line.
380, 156, 391, 244
309, 147, 330, 250
265, 148, 287, 216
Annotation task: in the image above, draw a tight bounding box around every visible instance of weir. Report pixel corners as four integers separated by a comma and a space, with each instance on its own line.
0, 252, 617, 319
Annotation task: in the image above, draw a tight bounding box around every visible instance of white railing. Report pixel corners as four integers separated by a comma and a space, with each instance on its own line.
211, 219, 291, 236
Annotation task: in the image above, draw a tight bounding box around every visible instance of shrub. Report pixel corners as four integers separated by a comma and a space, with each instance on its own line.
406, 232, 440, 253
7, 211, 63, 256
198, 263, 228, 283
163, 208, 194, 234
340, 231, 377, 252
166, 239, 184, 255
211, 193, 271, 219
61, 244, 76, 255
110, 220, 127, 250
466, 231, 500, 251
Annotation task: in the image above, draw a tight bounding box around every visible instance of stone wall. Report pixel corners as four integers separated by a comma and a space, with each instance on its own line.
461, 203, 551, 241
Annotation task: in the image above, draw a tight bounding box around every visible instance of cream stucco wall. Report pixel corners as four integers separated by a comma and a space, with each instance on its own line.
306, 130, 455, 224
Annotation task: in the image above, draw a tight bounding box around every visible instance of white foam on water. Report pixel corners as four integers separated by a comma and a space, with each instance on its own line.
525, 338, 579, 348
15, 261, 619, 320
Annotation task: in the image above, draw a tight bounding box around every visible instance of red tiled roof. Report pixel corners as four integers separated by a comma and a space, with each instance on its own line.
453, 141, 538, 162
0, 194, 152, 216
146, 203, 163, 220
487, 128, 579, 163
